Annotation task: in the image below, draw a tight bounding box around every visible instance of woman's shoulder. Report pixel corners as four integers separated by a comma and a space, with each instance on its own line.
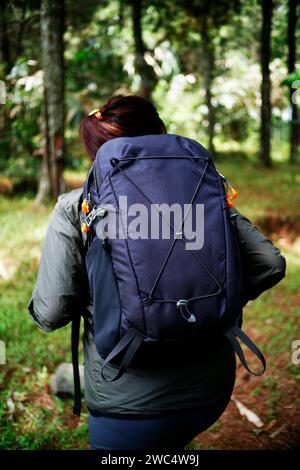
55, 188, 83, 227
57, 187, 83, 210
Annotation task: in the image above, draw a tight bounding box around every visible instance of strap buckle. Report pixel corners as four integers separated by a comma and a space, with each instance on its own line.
82, 205, 108, 233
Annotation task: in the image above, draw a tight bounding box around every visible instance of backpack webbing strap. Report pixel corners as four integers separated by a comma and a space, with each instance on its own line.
100, 329, 143, 382
225, 325, 266, 376
71, 314, 81, 416
71, 202, 92, 417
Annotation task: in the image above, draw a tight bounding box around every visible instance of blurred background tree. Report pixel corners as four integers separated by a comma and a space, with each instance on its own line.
37, 0, 65, 203
259, 0, 274, 167
286, 0, 299, 163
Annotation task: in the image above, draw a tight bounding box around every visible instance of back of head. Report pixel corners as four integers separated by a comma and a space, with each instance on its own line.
80, 95, 167, 160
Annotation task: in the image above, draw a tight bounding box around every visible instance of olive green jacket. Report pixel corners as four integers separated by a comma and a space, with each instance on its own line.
28, 189, 286, 415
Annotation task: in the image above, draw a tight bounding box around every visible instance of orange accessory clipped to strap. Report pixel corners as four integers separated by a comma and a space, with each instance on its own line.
81, 198, 107, 234
81, 198, 90, 214
81, 222, 89, 234
81, 198, 90, 233
227, 186, 238, 208
218, 171, 238, 208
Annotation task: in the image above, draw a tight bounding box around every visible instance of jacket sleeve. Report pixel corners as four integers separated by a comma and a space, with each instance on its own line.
229, 207, 286, 304
28, 192, 89, 332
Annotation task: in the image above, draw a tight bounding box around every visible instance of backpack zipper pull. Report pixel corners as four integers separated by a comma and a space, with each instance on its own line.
176, 299, 197, 324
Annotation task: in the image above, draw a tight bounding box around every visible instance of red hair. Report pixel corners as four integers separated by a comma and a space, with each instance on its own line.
80, 95, 167, 160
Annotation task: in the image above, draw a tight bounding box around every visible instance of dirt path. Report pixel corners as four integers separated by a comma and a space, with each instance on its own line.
193, 361, 300, 450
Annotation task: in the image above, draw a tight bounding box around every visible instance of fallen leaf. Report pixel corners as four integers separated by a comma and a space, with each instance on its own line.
232, 397, 264, 428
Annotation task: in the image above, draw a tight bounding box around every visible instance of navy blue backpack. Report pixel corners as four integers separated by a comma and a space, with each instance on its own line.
72, 133, 265, 414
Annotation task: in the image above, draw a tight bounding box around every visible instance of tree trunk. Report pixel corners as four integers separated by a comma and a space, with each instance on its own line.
288, 0, 299, 164
130, 0, 157, 101
200, 18, 216, 155
36, 90, 51, 204
39, 0, 65, 203
0, 0, 12, 162
259, 0, 273, 167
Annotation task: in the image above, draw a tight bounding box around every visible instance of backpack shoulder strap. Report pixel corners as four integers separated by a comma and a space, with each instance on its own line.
72, 314, 81, 416
72, 196, 92, 417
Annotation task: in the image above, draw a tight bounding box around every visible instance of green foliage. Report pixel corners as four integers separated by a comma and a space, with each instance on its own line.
282, 70, 300, 87
0, 0, 294, 193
